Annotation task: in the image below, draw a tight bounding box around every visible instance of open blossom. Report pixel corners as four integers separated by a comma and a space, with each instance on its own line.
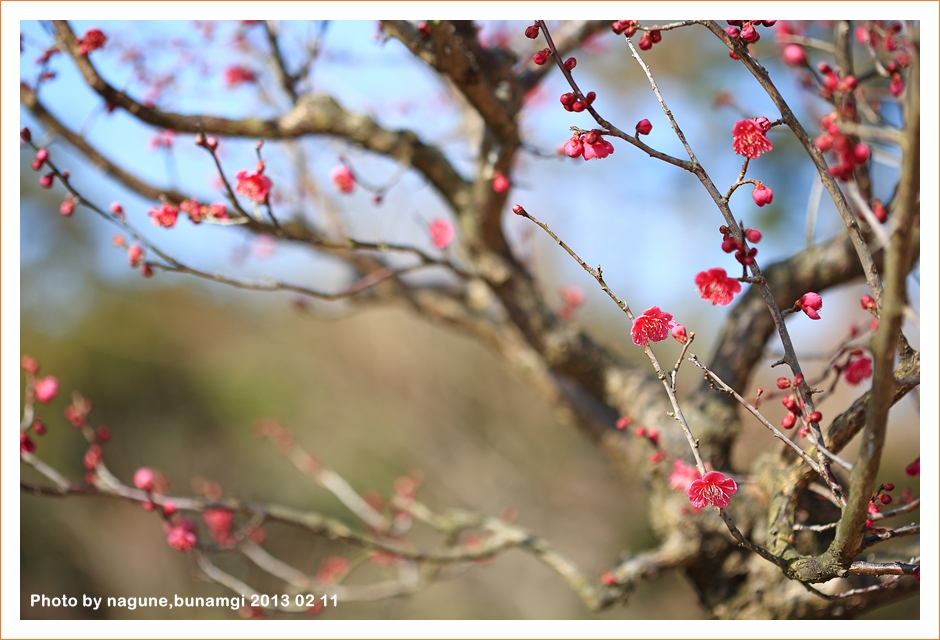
236, 170, 272, 203
844, 354, 873, 385
330, 165, 356, 194
582, 136, 614, 160
797, 292, 823, 320
428, 218, 455, 249
34, 376, 59, 404
148, 203, 179, 228
688, 471, 738, 508
223, 65, 256, 87
669, 459, 702, 492
76, 28, 107, 56
732, 118, 773, 159
563, 131, 614, 161
180, 199, 229, 224
631, 306, 676, 346
694, 268, 741, 305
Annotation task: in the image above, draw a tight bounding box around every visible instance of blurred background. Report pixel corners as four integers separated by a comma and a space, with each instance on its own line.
18, 18, 919, 619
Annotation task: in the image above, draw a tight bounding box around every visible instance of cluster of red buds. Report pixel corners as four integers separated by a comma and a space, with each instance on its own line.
884, 59, 908, 97
633, 424, 663, 464
636, 29, 662, 51
777, 377, 820, 435
725, 20, 776, 59
816, 62, 858, 100
179, 199, 229, 224
719, 224, 761, 266
725, 20, 775, 45
854, 23, 910, 97
611, 20, 638, 37
559, 90, 595, 113
865, 483, 896, 530
75, 27, 107, 56
855, 22, 904, 53
815, 111, 871, 182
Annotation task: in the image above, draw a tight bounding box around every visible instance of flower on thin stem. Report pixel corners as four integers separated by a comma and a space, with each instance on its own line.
688, 471, 738, 508
732, 118, 773, 159
236, 169, 273, 203
671, 324, 688, 344
844, 353, 873, 385
797, 292, 823, 320
694, 268, 741, 306
75, 28, 107, 56
751, 182, 774, 207
148, 203, 179, 228
631, 306, 676, 346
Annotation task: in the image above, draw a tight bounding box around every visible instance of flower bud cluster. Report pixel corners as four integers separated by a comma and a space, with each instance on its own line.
725, 20, 776, 45
815, 112, 871, 182
611, 20, 638, 37
718, 224, 761, 266
559, 90, 595, 113
637, 29, 661, 51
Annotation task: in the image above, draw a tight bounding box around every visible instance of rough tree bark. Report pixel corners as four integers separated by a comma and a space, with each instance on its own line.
19, 19, 921, 620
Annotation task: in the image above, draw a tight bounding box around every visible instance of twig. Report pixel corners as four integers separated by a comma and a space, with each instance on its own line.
689, 355, 822, 475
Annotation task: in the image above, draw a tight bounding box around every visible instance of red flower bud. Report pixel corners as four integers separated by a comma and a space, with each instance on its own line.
782, 44, 807, 66
752, 182, 773, 207
635, 119, 652, 135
